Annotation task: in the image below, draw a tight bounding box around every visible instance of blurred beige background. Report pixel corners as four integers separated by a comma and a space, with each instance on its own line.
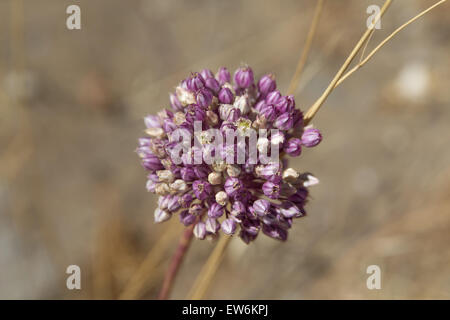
0, 0, 449, 299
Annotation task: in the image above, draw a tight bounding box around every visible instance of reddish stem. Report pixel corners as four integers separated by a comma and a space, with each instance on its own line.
158, 224, 195, 299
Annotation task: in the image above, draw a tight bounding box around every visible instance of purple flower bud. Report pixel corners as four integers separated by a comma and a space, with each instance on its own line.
163, 119, 177, 133
180, 193, 194, 208
205, 217, 220, 233
255, 162, 280, 179
262, 180, 280, 199
141, 155, 164, 171
241, 218, 260, 235
279, 201, 301, 218
258, 74, 276, 97
262, 224, 287, 241
239, 230, 257, 244
265, 90, 282, 105
169, 93, 183, 111
195, 88, 213, 108
194, 166, 210, 179
200, 68, 214, 79
158, 195, 170, 209
254, 100, 267, 113
231, 201, 246, 215
189, 203, 203, 216
253, 199, 271, 216
218, 87, 234, 104
301, 128, 322, 147
288, 187, 308, 205
180, 167, 196, 181
154, 208, 171, 223
179, 210, 196, 226
167, 195, 181, 212
259, 104, 276, 122
146, 180, 156, 192
216, 67, 231, 85
274, 112, 294, 130
221, 218, 237, 235
144, 115, 162, 128
224, 177, 244, 197
194, 222, 206, 239
284, 138, 302, 157
138, 137, 152, 147
227, 107, 241, 122
186, 73, 205, 91
205, 77, 220, 94
274, 96, 289, 114
234, 66, 254, 89
208, 202, 224, 218
192, 180, 212, 200
185, 105, 207, 123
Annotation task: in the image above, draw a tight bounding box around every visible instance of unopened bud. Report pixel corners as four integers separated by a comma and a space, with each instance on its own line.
176, 86, 196, 106
208, 172, 223, 185
226, 165, 241, 177
145, 127, 166, 139
157, 170, 174, 183
193, 222, 206, 239
155, 183, 170, 195
215, 191, 228, 206
233, 94, 250, 115
170, 179, 188, 192
154, 208, 171, 223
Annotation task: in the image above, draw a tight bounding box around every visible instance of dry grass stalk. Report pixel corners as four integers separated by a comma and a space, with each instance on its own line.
188, 235, 232, 300
287, 0, 325, 95
303, 0, 392, 125
304, 0, 448, 124
335, 0, 448, 88
119, 222, 181, 299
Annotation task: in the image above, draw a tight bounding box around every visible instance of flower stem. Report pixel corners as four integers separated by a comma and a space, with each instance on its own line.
158, 224, 195, 300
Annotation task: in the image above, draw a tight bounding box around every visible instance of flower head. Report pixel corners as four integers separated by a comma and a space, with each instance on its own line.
137, 66, 322, 243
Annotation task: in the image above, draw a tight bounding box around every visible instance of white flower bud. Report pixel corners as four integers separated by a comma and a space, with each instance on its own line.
155, 183, 170, 195
176, 86, 196, 106
208, 172, 223, 185
145, 127, 166, 139
215, 191, 228, 206
154, 208, 171, 223
302, 173, 319, 187
226, 165, 241, 177
170, 179, 188, 192
157, 170, 175, 183
233, 94, 250, 115
173, 112, 186, 126
219, 104, 233, 121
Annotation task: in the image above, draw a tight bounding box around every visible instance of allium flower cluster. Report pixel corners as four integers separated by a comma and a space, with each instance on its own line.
137, 66, 322, 243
